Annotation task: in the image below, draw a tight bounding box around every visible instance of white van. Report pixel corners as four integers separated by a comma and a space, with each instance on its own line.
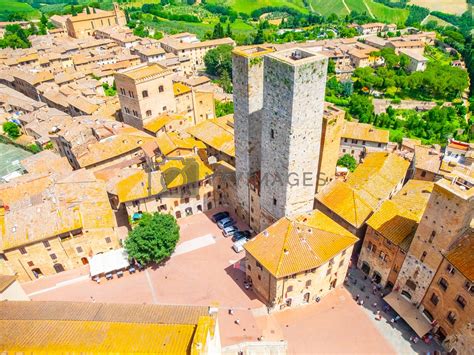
232, 238, 248, 253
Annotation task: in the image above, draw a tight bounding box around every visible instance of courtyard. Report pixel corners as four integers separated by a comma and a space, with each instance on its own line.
21, 209, 438, 354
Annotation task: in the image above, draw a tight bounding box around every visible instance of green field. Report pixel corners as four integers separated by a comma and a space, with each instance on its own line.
364, 0, 409, 24
0, 0, 40, 20
309, 0, 348, 16
206, 0, 309, 14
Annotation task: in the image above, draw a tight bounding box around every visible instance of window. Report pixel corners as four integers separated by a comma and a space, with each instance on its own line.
19, 247, 27, 255
27, 261, 34, 267
247, 264, 251, 271
184, 197, 189, 203
256, 261, 263, 271
273, 198, 277, 206
270, 129, 274, 139
447, 311, 457, 325
287, 285, 293, 292
439, 277, 448, 291
258, 274, 261, 280
105, 237, 112, 244
43, 240, 51, 248
326, 268, 332, 276
464, 281, 474, 294
379, 251, 387, 261
420, 251, 427, 262
344, 138, 348, 143
339, 259, 345, 268
50, 253, 57, 260
158, 85, 164, 92
352, 139, 357, 144
305, 280, 312, 287
430, 293, 439, 306
142, 90, 148, 98
128, 90, 134, 98
146, 110, 152, 117
341, 249, 346, 256
163, 106, 167, 111
378, 143, 382, 147
362, 140, 366, 145
367, 241, 376, 253
76, 246, 83, 253
421, 171, 427, 178
429, 231, 436, 243
447, 264, 455, 275
456, 295, 466, 309
0, 253, 7, 261
120, 88, 125, 95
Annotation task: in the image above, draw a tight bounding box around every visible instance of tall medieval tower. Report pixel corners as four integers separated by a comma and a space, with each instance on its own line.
232, 47, 274, 223
259, 48, 328, 229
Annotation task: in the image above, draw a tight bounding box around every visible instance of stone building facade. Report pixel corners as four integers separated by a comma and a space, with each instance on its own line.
232, 46, 273, 225
317, 103, 345, 192
65, 4, 127, 39
244, 210, 358, 311
259, 49, 328, 229
395, 173, 473, 305
115, 64, 176, 129
420, 234, 473, 352
0, 171, 120, 282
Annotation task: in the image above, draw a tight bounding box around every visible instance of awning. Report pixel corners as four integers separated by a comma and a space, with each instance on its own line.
89, 248, 130, 277
384, 292, 432, 337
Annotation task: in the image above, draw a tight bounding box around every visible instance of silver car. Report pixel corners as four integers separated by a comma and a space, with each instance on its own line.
223, 226, 238, 237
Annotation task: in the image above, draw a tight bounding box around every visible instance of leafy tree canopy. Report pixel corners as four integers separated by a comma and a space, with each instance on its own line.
2, 122, 20, 139
124, 213, 180, 265
337, 154, 357, 172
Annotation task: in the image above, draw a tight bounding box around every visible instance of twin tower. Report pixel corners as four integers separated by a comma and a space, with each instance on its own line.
232, 46, 328, 231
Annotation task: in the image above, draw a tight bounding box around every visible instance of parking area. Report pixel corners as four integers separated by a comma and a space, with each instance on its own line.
22, 209, 404, 352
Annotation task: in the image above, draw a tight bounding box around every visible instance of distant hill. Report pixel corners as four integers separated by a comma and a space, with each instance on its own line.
409, 0, 468, 16
0, 0, 40, 21
204, 0, 309, 14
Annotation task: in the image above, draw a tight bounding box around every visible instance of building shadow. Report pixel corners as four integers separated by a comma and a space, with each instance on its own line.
224, 262, 259, 302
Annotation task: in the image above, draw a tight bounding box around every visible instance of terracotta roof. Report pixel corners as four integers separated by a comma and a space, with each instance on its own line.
187, 115, 235, 157
0, 275, 16, 292
0, 301, 213, 353
367, 180, 433, 250
173, 82, 191, 96
342, 121, 389, 143
446, 234, 474, 282
317, 152, 410, 228
117, 63, 170, 81
414, 145, 441, 174
143, 113, 184, 133
244, 210, 358, 278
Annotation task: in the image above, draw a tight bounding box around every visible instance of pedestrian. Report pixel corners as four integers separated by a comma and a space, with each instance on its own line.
90, 296, 95, 303
234, 319, 240, 325
372, 302, 377, 308
228, 308, 234, 315
375, 311, 382, 321
359, 300, 364, 306
355, 294, 360, 302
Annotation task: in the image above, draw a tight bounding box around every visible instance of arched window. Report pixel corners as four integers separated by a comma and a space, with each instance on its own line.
158, 85, 164, 93
401, 290, 412, 300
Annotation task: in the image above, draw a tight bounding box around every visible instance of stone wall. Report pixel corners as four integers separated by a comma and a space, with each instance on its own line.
260, 50, 327, 221
232, 51, 266, 224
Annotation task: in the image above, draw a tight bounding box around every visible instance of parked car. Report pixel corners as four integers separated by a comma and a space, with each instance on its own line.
217, 217, 235, 229
231, 230, 251, 242
222, 225, 238, 237
211, 211, 229, 223
232, 238, 249, 253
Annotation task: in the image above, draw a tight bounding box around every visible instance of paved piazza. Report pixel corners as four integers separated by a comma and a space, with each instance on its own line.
22, 209, 440, 354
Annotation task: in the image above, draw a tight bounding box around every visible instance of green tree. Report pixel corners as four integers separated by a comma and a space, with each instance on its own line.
349, 94, 374, 123
40, 13, 48, 27
215, 100, 234, 117
125, 213, 180, 265
212, 22, 224, 39
71, 5, 77, 16
327, 59, 335, 74
2, 122, 20, 138
86, 7, 91, 14
337, 154, 357, 172
225, 23, 232, 38
204, 44, 233, 79
253, 27, 264, 44
218, 69, 233, 93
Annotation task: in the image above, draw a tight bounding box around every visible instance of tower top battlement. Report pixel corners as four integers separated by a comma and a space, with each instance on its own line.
232, 46, 274, 58
267, 48, 326, 66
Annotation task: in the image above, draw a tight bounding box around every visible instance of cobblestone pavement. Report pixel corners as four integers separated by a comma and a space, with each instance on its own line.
345, 266, 444, 354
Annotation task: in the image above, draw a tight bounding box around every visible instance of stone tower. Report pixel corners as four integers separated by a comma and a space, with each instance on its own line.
395, 173, 473, 305
259, 48, 328, 229
232, 46, 274, 223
